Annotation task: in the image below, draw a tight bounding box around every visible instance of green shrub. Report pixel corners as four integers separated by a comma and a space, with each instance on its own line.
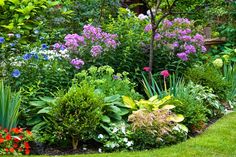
184, 64, 231, 99
50, 83, 104, 150
171, 81, 208, 132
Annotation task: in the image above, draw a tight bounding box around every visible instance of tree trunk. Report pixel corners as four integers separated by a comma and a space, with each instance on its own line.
72, 136, 79, 150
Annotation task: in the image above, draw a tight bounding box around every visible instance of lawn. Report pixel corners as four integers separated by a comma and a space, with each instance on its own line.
9, 112, 236, 157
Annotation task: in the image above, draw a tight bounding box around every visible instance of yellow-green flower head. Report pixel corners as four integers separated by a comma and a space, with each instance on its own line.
222, 55, 229, 62
213, 58, 223, 68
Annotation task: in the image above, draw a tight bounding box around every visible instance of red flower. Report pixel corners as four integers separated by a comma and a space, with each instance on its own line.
25, 148, 30, 155
11, 128, 23, 134
26, 130, 32, 136
160, 70, 170, 78
24, 142, 30, 149
14, 137, 20, 143
0, 138, 4, 143
4, 128, 8, 133
5, 148, 9, 152
6, 134, 11, 140
18, 147, 23, 152
9, 148, 15, 153
143, 66, 151, 72
13, 143, 18, 148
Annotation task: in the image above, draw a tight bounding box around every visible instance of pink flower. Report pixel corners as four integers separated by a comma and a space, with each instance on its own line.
143, 67, 151, 72
160, 70, 169, 78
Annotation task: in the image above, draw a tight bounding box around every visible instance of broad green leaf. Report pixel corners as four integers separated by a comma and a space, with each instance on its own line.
122, 96, 136, 109
108, 106, 121, 113
37, 107, 52, 114
104, 94, 120, 103
168, 114, 184, 122
161, 105, 175, 110
101, 115, 111, 123
29, 101, 46, 107
0, 0, 5, 6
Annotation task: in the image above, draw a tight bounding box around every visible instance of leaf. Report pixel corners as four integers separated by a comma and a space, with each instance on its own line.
26, 116, 42, 126
168, 114, 184, 122
37, 107, 52, 114
101, 115, 111, 123
29, 101, 46, 107
161, 105, 175, 110
39, 96, 55, 103
177, 124, 188, 132
118, 108, 129, 116
110, 114, 122, 121
122, 96, 136, 109
0, 0, 5, 6
108, 106, 121, 113
104, 94, 120, 103
149, 95, 158, 102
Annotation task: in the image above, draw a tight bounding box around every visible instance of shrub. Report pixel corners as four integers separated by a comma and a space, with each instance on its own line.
171, 80, 208, 132
0, 127, 33, 155
50, 83, 104, 150
184, 64, 231, 99
73, 65, 142, 99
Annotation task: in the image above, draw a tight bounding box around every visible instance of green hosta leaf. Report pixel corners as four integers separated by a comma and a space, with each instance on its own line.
104, 94, 120, 103
101, 115, 111, 123
39, 96, 55, 103
161, 105, 175, 110
177, 124, 188, 133
110, 114, 122, 121
118, 108, 129, 116
108, 106, 121, 113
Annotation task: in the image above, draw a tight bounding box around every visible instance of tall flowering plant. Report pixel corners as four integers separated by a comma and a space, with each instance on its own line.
0, 127, 33, 155
54, 24, 119, 69
144, 18, 207, 62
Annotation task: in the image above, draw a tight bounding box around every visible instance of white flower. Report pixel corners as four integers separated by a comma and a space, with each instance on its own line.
123, 138, 128, 142
112, 127, 119, 133
121, 126, 126, 134
98, 148, 102, 153
126, 141, 133, 147
138, 14, 148, 20
83, 147, 87, 151
98, 134, 104, 139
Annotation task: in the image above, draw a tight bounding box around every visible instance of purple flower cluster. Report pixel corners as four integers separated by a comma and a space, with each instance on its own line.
70, 58, 84, 69
145, 18, 207, 61
91, 45, 103, 57
65, 34, 85, 50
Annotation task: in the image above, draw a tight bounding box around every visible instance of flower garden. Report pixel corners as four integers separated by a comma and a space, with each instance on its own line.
0, 0, 235, 156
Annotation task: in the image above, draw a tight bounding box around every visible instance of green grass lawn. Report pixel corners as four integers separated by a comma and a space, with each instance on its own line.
7, 112, 236, 157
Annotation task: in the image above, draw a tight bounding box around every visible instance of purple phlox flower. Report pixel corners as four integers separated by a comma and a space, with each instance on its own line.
179, 35, 191, 42
15, 34, 21, 39
178, 29, 188, 35
53, 43, 61, 50
144, 24, 152, 32
65, 33, 84, 50
0, 37, 5, 43
162, 19, 173, 29
201, 46, 207, 53
91, 45, 103, 57
102, 33, 118, 48
186, 28, 192, 34
12, 69, 21, 78
184, 44, 196, 54
165, 32, 176, 38
154, 33, 162, 41
193, 34, 204, 44
172, 41, 179, 48
23, 53, 33, 60
174, 18, 191, 25
41, 44, 48, 50
70, 58, 84, 69
83, 24, 102, 40
177, 52, 188, 61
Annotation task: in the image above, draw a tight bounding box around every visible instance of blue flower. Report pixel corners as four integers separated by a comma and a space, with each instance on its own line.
0, 37, 5, 43
42, 54, 48, 60
9, 43, 15, 47
12, 69, 21, 78
34, 30, 39, 34
15, 34, 21, 39
41, 44, 48, 50
113, 75, 120, 80
23, 53, 32, 60
60, 45, 66, 50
